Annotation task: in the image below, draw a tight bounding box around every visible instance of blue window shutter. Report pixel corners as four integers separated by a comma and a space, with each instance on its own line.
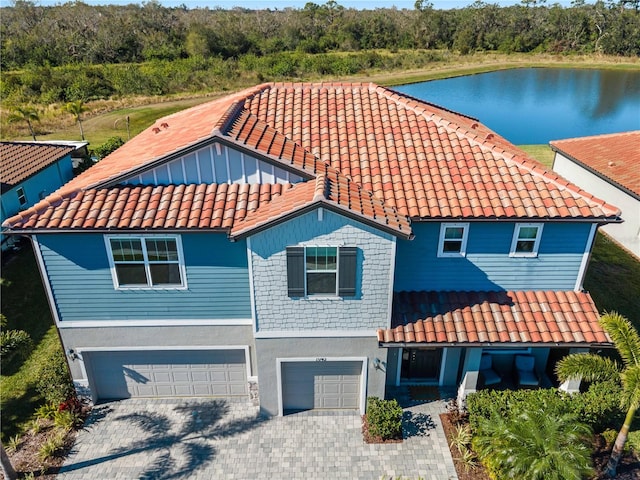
286, 247, 305, 297
338, 246, 357, 297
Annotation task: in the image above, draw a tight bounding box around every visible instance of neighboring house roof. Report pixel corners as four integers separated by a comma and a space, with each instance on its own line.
0, 142, 75, 193
3, 82, 620, 235
550, 131, 640, 199
378, 290, 611, 347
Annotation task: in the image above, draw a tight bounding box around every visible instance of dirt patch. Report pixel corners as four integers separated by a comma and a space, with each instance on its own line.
440, 413, 490, 480
591, 434, 640, 480
361, 414, 403, 444
6, 420, 78, 479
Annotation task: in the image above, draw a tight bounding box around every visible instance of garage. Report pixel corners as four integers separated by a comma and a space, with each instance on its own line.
281, 360, 363, 413
84, 349, 248, 400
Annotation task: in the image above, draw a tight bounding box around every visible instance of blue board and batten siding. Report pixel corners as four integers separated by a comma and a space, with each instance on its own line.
37, 233, 251, 321
122, 141, 304, 186
249, 209, 395, 332
394, 222, 593, 291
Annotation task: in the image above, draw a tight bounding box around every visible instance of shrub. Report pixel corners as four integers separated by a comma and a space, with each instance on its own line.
366, 397, 402, 440
0, 328, 33, 362
34, 403, 59, 420
53, 410, 79, 431
36, 348, 74, 405
38, 430, 66, 461
569, 379, 623, 432
92, 136, 124, 160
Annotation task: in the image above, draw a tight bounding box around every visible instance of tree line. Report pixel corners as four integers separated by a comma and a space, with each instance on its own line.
2, 0, 638, 69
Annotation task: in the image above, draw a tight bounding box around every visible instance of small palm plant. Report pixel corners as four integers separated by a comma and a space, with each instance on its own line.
473, 409, 594, 480
556, 311, 640, 478
64, 100, 87, 140
8, 106, 39, 140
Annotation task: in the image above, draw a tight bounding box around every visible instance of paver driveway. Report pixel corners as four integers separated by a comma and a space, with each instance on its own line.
58, 396, 458, 480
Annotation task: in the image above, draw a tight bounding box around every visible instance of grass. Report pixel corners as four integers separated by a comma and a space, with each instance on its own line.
1, 244, 60, 442
518, 145, 555, 168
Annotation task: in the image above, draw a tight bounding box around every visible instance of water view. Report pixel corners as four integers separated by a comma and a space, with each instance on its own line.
394, 68, 640, 145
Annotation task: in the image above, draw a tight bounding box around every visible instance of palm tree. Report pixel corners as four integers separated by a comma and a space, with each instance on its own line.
7, 106, 39, 140
556, 311, 640, 478
64, 100, 87, 140
473, 409, 594, 480
0, 441, 17, 480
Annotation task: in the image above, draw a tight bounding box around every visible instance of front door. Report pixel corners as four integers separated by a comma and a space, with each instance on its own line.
401, 349, 442, 381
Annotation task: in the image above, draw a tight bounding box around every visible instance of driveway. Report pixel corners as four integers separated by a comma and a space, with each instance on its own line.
58, 396, 458, 480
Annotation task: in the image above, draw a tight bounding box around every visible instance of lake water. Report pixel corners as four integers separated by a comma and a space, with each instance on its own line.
394, 68, 640, 145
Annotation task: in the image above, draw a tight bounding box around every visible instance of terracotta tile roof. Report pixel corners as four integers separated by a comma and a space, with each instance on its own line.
230, 170, 412, 239
243, 83, 620, 220
378, 291, 612, 346
3, 82, 621, 233
4, 183, 290, 231
551, 131, 640, 198
1, 142, 75, 193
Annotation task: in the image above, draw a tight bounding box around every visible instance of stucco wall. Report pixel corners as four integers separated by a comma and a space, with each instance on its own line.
249, 208, 395, 331
255, 336, 386, 416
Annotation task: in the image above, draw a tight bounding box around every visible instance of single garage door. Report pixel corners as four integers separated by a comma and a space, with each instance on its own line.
86, 350, 248, 400
281, 361, 362, 412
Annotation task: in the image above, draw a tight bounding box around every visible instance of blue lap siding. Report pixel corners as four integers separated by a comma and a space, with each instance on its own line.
37, 232, 252, 321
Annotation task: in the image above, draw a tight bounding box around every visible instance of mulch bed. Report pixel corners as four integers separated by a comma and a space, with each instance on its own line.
361, 414, 403, 444
440, 412, 491, 480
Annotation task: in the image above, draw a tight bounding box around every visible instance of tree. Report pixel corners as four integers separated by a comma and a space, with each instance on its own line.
64, 100, 87, 140
7, 106, 39, 140
0, 441, 17, 480
556, 312, 640, 478
473, 409, 594, 479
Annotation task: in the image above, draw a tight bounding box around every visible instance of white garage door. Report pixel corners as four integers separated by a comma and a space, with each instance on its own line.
281, 361, 362, 412
86, 350, 248, 400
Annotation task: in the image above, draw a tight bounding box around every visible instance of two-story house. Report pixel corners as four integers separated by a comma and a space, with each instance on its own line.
2, 83, 618, 416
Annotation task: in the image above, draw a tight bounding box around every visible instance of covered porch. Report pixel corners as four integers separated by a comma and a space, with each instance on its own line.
378, 290, 614, 405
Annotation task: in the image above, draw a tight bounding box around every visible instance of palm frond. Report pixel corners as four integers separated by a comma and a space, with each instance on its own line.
601, 312, 640, 368
555, 353, 620, 383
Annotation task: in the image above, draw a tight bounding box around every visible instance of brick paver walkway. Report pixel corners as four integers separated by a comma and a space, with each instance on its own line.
58, 396, 458, 479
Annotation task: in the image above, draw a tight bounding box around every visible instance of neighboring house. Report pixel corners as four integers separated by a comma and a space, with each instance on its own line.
0, 142, 78, 250
551, 131, 640, 258
2, 83, 621, 416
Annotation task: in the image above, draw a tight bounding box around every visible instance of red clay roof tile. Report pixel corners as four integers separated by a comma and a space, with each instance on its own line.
380, 291, 611, 346
1, 142, 75, 192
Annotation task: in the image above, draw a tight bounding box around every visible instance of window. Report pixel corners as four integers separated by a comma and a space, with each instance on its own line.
107, 236, 185, 288
16, 187, 27, 206
286, 246, 357, 297
510, 223, 543, 257
438, 223, 469, 257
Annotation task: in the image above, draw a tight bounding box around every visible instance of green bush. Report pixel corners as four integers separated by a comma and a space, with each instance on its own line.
92, 136, 125, 160
36, 348, 74, 405
0, 328, 33, 361
569, 379, 623, 432
366, 397, 402, 440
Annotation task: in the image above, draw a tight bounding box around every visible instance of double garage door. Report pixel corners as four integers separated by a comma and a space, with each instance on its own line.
281, 361, 362, 412
85, 349, 248, 401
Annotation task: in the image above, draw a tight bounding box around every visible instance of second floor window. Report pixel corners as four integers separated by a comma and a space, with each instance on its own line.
107, 236, 186, 288
287, 245, 357, 297
16, 187, 27, 206
510, 224, 543, 257
438, 223, 469, 257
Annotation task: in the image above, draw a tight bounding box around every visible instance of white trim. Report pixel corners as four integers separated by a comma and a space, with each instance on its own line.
395, 347, 403, 387
247, 237, 258, 334
437, 222, 470, 257
276, 356, 367, 416
255, 329, 377, 338
210, 145, 217, 181
195, 150, 202, 183
57, 318, 253, 328
509, 223, 544, 257
575, 223, 598, 291
104, 234, 188, 290
386, 237, 397, 328
31, 235, 61, 325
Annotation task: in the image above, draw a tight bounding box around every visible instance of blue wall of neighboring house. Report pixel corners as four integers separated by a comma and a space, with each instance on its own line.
249, 208, 396, 332
122, 141, 304, 186
37, 232, 252, 321
394, 221, 593, 291
1, 156, 73, 246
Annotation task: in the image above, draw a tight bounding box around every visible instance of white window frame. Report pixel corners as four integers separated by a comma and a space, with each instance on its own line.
304, 245, 339, 297
16, 187, 27, 206
509, 223, 544, 257
437, 223, 470, 257
105, 234, 187, 290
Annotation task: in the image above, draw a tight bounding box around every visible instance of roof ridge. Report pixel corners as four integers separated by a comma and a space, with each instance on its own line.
551, 129, 640, 145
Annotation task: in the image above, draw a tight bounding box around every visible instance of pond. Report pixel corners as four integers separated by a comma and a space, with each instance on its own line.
393, 68, 640, 145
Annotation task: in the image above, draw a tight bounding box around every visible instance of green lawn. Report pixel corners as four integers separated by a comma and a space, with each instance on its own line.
1, 244, 60, 442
